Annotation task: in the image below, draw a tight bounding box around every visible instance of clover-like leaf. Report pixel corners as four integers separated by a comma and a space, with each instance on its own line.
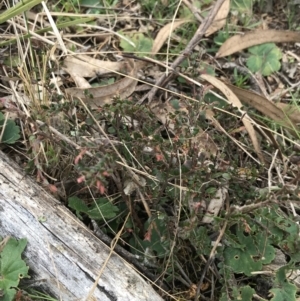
0, 237, 29, 301
246, 43, 282, 76
219, 284, 255, 301
119, 32, 153, 56
255, 207, 300, 262
224, 226, 275, 276
0, 113, 20, 144
269, 266, 296, 301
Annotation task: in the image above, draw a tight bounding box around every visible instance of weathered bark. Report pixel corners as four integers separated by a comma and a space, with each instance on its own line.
0, 151, 163, 301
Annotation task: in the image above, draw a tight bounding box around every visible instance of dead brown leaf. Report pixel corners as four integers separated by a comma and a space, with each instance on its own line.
216, 30, 300, 58
201, 74, 264, 162
65, 59, 139, 108
205, 0, 230, 36
226, 84, 300, 132
191, 129, 218, 159
65, 20, 199, 110
152, 19, 191, 55
63, 55, 127, 77
70, 74, 91, 89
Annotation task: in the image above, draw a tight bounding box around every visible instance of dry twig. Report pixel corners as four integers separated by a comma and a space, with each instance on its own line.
136, 0, 226, 105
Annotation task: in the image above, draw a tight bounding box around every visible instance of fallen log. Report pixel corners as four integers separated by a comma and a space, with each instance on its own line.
0, 151, 164, 301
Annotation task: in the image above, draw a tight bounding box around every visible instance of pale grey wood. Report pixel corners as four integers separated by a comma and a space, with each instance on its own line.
0, 151, 163, 301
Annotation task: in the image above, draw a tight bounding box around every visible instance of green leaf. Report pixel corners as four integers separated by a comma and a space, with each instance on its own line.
219, 285, 255, 301
187, 226, 212, 256
231, 0, 253, 14
214, 30, 229, 46
224, 226, 275, 276
130, 214, 171, 260
203, 92, 227, 108
0, 0, 43, 24
119, 32, 153, 56
0, 113, 20, 144
68, 196, 89, 219
0, 238, 29, 301
68, 197, 119, 221
246, 43, 282, 76
255, 207, 300, 262
230, 0, 253, 25
3, 56, 22, 67
269, 266, 296, 301
87, 198, 119, 221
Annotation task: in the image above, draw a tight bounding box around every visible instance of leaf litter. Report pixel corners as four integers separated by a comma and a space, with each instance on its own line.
217, 29, 300, 58
205, 0, 230, 37
65, 59, 140, 107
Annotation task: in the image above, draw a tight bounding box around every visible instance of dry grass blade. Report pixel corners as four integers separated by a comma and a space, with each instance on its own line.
65, 59, 139, 108
226, 84, 300, 132
276, 103, 300, 124
201, 74, 264, 162
86, 213, 130, 301
206, 109, 261, 164
216, 30, 300, 58
41, 1, 67, 54
205, 0, 230, 36
137, 0, 227, 104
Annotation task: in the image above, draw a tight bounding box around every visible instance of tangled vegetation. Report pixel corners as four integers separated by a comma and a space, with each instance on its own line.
0, 0, 300, 300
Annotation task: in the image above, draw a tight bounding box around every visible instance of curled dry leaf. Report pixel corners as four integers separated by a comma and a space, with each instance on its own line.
201, 74, 264, 162
191, 129, 218, 159
124, 176, 146, 195
71, 75, 91, 89
65, 59, 139, 108
226, 84, 300, 132
152, 19, 191, 55
63, 20, 190, 108
63, 20, 191, 108
205, 0, 230, 37
201, 185, 228, 224
216, 30, 300, 58
63, 54, 135, 106
63, 54, 127, 77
